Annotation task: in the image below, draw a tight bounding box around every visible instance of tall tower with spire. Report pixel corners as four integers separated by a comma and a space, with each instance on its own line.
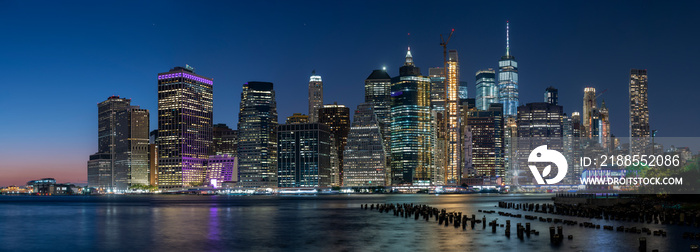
308, 70, 323, 123
498, 21, 519, 118
390, 47, 432, 185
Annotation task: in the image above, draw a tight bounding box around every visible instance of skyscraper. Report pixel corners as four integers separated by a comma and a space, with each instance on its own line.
390, 47, 432, 185
498, 21, 519, 118
475, 69, 498, 112
343, 103, 387, 187
583, 87, 596, 138
318, 103, 350, 185
238, 81, 278, 188
308, 70, 323, 123
88, 95, 131, 191
545, 86, 558, 105
630, 69, 650, 155
157, 66, 213, 189
114, 106, 150, 189
459, 81, 469, 103
516, 102, 564, 185
445, 49, 461, 184
364, 69, 392, 178
277, 123, 332, 187
465, 104, 504, 177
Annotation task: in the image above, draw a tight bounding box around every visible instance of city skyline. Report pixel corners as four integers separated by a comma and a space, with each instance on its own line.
2, 1, 700, 186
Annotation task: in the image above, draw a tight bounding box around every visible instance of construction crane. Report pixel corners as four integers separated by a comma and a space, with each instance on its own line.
440, 29, 454, 184
595, 88, 608, 100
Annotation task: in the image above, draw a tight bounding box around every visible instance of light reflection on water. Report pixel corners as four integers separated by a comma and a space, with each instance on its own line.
0, 194, 697, 251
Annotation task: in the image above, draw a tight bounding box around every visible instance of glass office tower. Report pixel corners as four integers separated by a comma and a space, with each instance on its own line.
498, 21, 519, 118
475, 69, 498, 111
390, 47, 432, 185
238, 81, 278, 188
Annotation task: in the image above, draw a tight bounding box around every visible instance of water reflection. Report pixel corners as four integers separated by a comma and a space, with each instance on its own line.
0, 195, 696, 251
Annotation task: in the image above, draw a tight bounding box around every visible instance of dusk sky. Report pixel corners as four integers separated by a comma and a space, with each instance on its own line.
1, 0, 699, 186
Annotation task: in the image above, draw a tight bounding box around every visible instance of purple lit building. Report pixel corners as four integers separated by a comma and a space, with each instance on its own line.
206, 154, 238, 188
157, 65, 213, 189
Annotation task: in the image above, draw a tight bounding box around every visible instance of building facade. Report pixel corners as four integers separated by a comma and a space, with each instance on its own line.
445, 50, 461, 185
318, 103, 350, 185
114, 106, 150, 189
157, 66, 213, 189
343, 103, 387, 187
277, 123, 332, 187
465, 104, 504, 178
390, 47, 433, 185
238, 81, 278, 188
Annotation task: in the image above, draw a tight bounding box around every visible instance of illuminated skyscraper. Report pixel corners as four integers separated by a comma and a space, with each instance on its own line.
498, 21, 519, 118
583, 87, 596, 138
516, 102, 564, 185
318, 103, 350, 185
465, 104, 504, 177
630, 69, 650, 154
364, 69, 392, 156
475, 69, 498, 111
308, 70, 323, 123
343, 103, 387, 187
88, 96, 131, 191
157, 66, 213, 189
238, 81, 278, 188
114, 106, 150, 189
445, 49, 461, 184
277, 123, 332, 187
599, 100, 610, 149
390, 47, 432, 185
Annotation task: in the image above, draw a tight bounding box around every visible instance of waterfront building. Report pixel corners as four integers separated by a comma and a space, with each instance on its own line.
205, 154, 237, 187
277, 123, 332, 187
318, 103, 350, 185
286, 113, 310, 124
88, 96, 149, 192
308, 70, 323, 123
157, 66, 213, 189
114, 106, 150, 189
498, 21, 519, 118
465, 104, 504, 178
238, 81, 278, 188
630, 69, 650, 155
475, 69, 498, 111
390, 47, 433, 185
342, 103, 387, 187
88, 96, 130, 191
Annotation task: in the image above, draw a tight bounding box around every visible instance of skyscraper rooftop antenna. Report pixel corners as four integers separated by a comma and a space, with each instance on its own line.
506, 21, 510, 56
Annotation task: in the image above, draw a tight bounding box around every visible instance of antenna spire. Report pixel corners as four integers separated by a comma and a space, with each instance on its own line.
506, 20, 510, 56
